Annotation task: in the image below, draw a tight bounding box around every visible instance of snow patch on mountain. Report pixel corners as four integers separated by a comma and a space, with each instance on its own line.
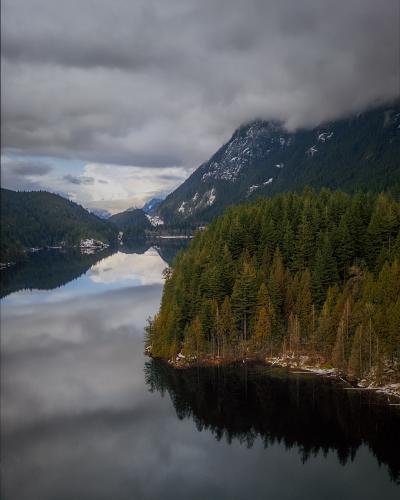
178, 201, 187, 214
146, 214, 164, 226
204, 188, 216, 206
247, 185, 260, 196
247, 178, 274, 197
201, 121, 285, 182
318, 131, 334, 142
176, 188, 216, 216
306, 145, 318, 157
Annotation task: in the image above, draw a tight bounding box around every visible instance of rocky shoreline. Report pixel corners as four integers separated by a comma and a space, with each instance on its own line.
265, 355, 400, 401
145, 347, 400, 402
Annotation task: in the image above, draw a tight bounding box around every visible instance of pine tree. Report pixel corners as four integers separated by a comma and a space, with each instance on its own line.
332, 315, 346, 371
348, 325, 364, 379
252, 307, 272, 356
219, 296, 237, 357
335, 218, 354, 278
312, 234, 338, 304
295, 270, 313, 344
288, 312, 301, 356
231, 259, 258, 351
269, 247, 286, 314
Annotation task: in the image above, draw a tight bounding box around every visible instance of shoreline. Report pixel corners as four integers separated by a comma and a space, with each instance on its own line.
146, 349, 400, 402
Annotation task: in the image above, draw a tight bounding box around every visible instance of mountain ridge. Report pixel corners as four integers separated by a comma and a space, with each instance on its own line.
157, 101, 400, 225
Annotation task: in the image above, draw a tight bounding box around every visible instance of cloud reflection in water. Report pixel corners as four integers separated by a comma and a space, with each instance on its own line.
88, 248, 167, 286
1, 249, 399, 500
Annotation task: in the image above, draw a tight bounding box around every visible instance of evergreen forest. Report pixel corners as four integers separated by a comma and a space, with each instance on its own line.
146, 189, 400, 382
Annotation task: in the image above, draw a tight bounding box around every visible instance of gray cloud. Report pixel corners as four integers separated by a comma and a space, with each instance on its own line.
0, 157, 53, 191
63, 174, 95, 185
13, 163, 52, 177
1, 0, 399, 169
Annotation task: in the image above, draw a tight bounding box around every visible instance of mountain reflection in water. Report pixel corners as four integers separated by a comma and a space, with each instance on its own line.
145, 359, 400, 483
0, 239, 188, 299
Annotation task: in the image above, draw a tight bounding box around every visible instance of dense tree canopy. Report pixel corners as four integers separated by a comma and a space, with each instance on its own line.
146, 189, 400, 381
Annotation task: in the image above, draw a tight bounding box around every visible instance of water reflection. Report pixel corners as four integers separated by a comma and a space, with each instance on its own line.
0, 248, 113, 299
88, 248, 167, 286
121, 238, 189, 266
0, 240, 188, 299
1, 246, 399, 500
145, 359, 400, 483
1, 282, 168, 500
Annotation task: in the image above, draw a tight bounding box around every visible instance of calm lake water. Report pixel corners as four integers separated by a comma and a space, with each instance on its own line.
1, 244, 399, 500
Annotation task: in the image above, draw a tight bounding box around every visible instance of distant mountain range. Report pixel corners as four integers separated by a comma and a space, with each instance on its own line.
157, 101, 400, 225
1, 189, 117, 262
89, 208, 112, 219
142, 198, 163, 215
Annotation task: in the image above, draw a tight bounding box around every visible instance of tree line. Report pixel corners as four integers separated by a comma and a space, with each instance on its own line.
146, 188, 400, 382
1, 189, 117, 262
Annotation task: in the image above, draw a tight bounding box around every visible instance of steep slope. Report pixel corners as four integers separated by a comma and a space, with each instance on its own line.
158, 101, 400, 225
1, 189, 117, 262
142, 198, 163, 215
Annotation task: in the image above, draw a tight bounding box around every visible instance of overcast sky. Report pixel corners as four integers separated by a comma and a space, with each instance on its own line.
1, 0, 399, 213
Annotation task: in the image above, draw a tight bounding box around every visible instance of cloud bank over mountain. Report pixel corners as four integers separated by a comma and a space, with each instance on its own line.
1, 0, 399, 209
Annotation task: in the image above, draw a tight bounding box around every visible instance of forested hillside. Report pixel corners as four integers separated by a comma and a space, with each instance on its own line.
146, 189, 400, 383
1, 189, 117, 262
109, 208, 152, 240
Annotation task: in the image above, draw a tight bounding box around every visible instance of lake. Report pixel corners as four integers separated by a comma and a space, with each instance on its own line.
1, 244, 399, 500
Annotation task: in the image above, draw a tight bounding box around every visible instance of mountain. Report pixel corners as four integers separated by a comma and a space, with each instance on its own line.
158, 101, 400, 225
109, 208, 152, 240
109, 208, 151, 230
89, 208, 112, 219
0, 189, 117, 262
142, 198, 163, 215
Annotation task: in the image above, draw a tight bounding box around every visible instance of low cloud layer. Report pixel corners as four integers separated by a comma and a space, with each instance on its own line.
1, 0, 399, 208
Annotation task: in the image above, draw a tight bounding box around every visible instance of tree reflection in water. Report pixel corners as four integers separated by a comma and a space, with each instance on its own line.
145, 359, 400, 483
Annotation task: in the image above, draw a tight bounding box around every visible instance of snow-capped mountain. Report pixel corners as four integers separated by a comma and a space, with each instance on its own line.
201, 121, 290, 183
157, 101, 400, 225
